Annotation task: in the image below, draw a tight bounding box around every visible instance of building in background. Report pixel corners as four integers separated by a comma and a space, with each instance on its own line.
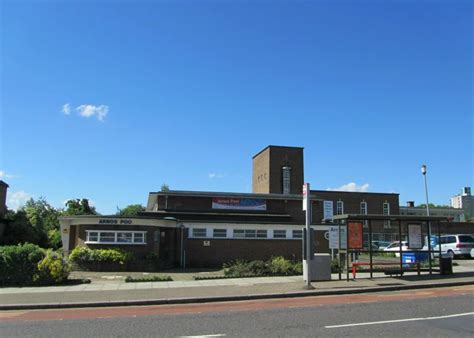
61, 145, 403, 268
450, 187, 474, 221
400, 201, 466, 222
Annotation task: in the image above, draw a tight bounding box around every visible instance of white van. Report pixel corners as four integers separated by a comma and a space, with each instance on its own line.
432, 234, 474, 258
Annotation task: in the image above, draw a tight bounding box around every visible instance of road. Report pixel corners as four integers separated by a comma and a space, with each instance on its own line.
0, 285, 472, 337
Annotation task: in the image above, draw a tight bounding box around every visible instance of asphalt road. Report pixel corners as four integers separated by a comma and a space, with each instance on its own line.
0, 286, 472, 337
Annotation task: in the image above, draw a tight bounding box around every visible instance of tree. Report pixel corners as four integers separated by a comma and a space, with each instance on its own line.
1, 210, 41, 246
22, 198, 61, 248
160, 184, 170, 192
63, 199, 98, 216
116, 204, 145, 217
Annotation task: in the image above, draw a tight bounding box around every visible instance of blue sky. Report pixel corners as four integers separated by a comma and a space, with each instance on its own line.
1, 0, 472, 214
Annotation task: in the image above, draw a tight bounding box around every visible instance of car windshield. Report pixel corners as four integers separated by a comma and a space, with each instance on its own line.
459, 235, 474, 243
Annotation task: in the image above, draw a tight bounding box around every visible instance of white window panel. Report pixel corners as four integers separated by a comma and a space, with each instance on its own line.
292, 230, 303, 239
273, 230, 287, 239
192, 228, 207, 238
213, 229, 227, 238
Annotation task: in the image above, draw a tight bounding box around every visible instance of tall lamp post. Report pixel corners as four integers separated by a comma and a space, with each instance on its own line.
421, 165, 430, 217
421, 164, 432, 274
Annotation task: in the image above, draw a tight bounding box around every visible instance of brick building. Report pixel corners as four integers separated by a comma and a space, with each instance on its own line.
60, 145, 402, 268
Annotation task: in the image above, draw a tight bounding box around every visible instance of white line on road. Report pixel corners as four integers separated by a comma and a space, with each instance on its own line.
326, 312, 474, 329
178, 335, 226, 338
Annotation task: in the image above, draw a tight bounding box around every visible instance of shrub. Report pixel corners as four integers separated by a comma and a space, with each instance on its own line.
0, 243, 46, 286
269, 256, 295, 275
223, 257, 302, 277
125, 275, 172, 283
35, 250, 71, 285
69, 247, 134, 265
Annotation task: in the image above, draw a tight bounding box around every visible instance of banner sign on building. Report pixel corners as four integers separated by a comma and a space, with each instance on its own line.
323, 201, 334, 221
348, 222, 363, 249
408, 224, 423, 249
329, 225, 347, 249
212, 198, 267, 211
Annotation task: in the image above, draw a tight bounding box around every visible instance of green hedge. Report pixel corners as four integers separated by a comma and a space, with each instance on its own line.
69, 247, 134, 265
125, 275, 172, 283
0, 243, 70, 286
223, 256, 302, 277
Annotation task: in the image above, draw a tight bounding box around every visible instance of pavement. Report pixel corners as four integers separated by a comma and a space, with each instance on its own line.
1, 263, 473, 310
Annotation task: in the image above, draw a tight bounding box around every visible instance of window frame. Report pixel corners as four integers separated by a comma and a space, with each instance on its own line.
192, 228, 207, 238
85, 230, 147, 245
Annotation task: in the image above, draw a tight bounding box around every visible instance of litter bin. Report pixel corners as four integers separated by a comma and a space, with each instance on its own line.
439, 254, 453, 275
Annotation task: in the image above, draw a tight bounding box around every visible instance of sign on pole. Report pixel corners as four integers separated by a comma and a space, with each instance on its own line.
348, 222, 363, 249
408, 224, 423, 249
329, 225, 347, 249
302, 183, 308, 211
323, 201, 333, 221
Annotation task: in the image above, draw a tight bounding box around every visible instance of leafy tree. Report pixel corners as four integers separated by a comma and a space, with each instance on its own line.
116, 204, 145, 217
22, 198, 60, 247
160, 184, 170, 192
63, 199, 97, 216
1, 210, 42, 246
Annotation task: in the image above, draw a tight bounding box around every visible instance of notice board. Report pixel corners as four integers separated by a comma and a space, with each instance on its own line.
348, 222, 363, 249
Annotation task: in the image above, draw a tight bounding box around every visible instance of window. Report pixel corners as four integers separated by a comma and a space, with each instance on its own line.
292, 230, 303, 239
192, 228, 207, 238
336, 200, 344, 215
87, 231, 98, 242
233, 229, 267, 239
86, 231, 146, 245
360, 201, 368, 228
383, 202, 390, 228
133, 232, 145, 243
213, 229, 227, 238
100, 232, 115, 243
117, 232, 132, 243
233, 229, 245, 238
273, 230, 287, 239
282, 166, 291, 194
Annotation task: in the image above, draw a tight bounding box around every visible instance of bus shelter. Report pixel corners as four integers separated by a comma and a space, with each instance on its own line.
332, 214, 448, 281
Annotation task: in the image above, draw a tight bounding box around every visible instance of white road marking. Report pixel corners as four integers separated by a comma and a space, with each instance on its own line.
326, 312, 474, 329
178, 335, 226, 338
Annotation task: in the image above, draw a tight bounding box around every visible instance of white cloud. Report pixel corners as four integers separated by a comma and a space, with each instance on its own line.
208, 173, 225, 179
7, 191, 32, 210
62, 103, 71, 115
76, 104, 109, 121
0, 170, 18, 179
327, 182, 370, 192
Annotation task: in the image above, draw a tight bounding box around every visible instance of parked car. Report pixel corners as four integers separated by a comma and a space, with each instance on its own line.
432, 234, 474, 258
373, 241, 392, 250
383, 241, 408, 257
471, 248, 474, 259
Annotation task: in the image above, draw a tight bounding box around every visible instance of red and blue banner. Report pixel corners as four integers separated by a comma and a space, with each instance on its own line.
212, 198, 267, 211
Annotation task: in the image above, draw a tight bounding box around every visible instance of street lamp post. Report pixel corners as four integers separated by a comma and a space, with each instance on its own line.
421, 165, 430, 217
421, 164, 432, 274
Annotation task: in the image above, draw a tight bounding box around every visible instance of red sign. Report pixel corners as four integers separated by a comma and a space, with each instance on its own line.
348, 222, 363, 249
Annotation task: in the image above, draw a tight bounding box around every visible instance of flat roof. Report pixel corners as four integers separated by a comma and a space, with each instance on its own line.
150, 190, 305, 200
252, 145, 304, 159
333, 214, 449, 221
151, 189, 398, 199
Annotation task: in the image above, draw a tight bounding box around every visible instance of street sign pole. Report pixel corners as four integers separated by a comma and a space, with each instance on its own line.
303, 183, 313, 289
